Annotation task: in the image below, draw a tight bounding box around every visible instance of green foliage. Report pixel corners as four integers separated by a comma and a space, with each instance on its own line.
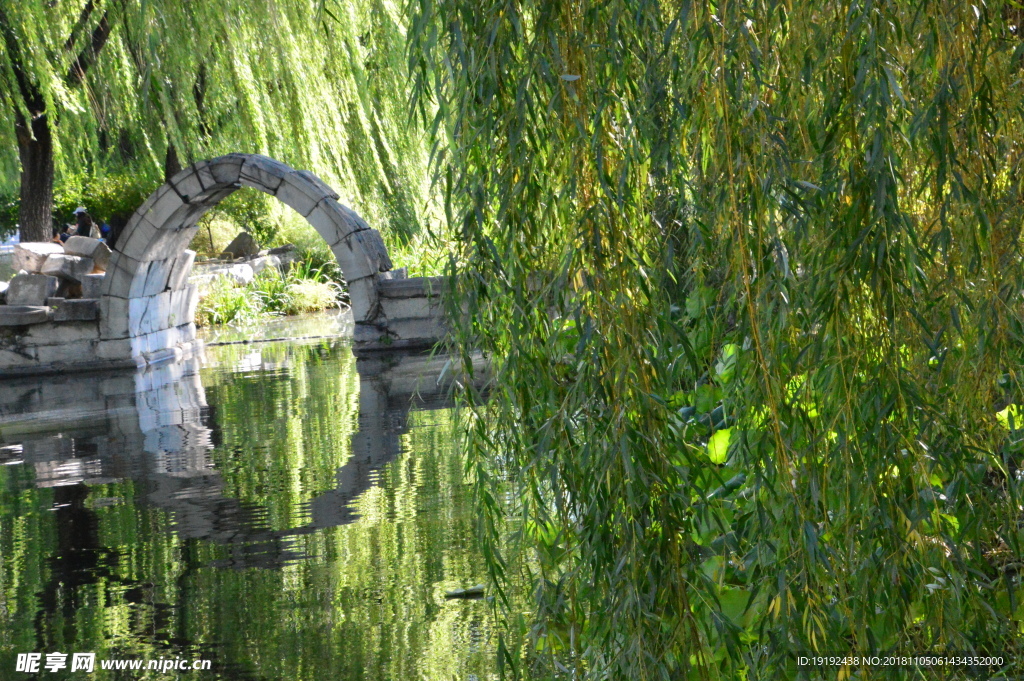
0, 171, 158, 234
197, 264, 344, 327
411, 0, 1024, 678
205, 190, 280, 248
0, 0, 434, 244
195, 274, 266, 327
286, 279, 343, 314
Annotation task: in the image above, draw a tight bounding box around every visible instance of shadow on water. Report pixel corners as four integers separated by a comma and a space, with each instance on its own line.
0, 331, 492, 680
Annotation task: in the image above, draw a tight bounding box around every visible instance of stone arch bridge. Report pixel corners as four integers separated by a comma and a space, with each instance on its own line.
0, 154, 445, 375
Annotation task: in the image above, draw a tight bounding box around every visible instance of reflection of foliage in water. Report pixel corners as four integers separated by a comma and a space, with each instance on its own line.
0, 341, 495, 680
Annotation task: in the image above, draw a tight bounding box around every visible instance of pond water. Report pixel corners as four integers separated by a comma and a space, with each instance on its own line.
0, 315, 496, 680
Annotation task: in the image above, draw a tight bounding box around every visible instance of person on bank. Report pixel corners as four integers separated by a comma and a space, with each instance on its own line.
73, 207, 100, 239
51, 224, 72, 244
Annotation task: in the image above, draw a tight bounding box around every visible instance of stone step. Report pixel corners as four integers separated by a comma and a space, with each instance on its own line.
379, 276, 444, 299
0, 305, 52, 326
53, 299, 100, 322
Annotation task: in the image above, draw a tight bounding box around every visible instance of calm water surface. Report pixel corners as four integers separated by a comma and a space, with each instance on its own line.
0, 316, 495, 680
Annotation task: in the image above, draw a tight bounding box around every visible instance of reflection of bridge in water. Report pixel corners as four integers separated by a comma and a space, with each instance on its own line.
0, 346, 484, 569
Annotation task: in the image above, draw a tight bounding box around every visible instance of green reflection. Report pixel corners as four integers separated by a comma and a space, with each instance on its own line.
0, 340, 495, 680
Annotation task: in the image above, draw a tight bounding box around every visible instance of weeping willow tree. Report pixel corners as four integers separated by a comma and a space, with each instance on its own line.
411, 0, 1024, 679
0, 0, 429, 243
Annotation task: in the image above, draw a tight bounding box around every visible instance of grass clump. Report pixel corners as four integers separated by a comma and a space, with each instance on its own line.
195, 275, 266, 327
196, 265, 345, 328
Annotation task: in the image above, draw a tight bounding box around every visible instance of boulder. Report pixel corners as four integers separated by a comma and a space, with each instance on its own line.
6, 274, 60, 306
63, 236, 112, 271
41, 254, 95, 283
219, 232, 259, 260
13, 242, 64, 273
250, 255, 281, 277
192, 263, 254, 287
81, 273, 105, 299
0, 305, 51, 326
220, 263, 254, 286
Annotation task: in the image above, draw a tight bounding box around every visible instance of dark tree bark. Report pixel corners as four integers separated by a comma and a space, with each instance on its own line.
0, 5, 113, 242
15, 113, 55, 242
164, 143, 182, 183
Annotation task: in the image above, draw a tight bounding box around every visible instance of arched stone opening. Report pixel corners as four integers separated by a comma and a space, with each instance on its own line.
97, 154, 441, 363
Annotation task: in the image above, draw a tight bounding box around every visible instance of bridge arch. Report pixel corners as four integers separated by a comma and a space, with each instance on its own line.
97, 154, 435, 361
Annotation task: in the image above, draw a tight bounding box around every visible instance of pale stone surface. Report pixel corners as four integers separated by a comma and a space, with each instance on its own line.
117, 217, 160, 260
168, 164, 205, 202
0, 305, 51, 326
119, 217, 192, 262
353, 322, 387, 344
35, 341, 101, 364
219, 232, 259, 259
379, 296, 437, 321
383, 316, 446, 339
206, 263, 254, 286
53, 299, 100, 322
187, 273, 218, 290
0, 281, 7, 303
187, 160, 218, 192
13, 243, 64, 273
347, 276, 379, 322
167, 250, 196, 290
379, 276, 443, 299
183, 285, 199, 323
99, 296, 130, 339
82, 273, 105, 299
25, 320, 100, 344
102, 251, 142, 298
7, 274, 60, 306
0, 348, 38, 366
275, 170, 336, 216
137, 185, 187, 230
142, 258, 175, 296
354, 228, 392, 272
332, 234, 380, 282
249, 255, 281, 276
129, 290, 176, 336
63, 236, 112, 270
95, 337, 132, 359
42, 254, 94, 282
295, 170, 340, 200
239, 155, 290, 192
307, 200, 364, 246
353, 316, 445, 350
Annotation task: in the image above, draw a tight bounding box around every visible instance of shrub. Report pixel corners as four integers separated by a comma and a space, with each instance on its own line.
248, 267, 292, 314
195, 275, 267, 327
0, 171, 159, 237
197, 263, 344, 327
284, 279, 342, 315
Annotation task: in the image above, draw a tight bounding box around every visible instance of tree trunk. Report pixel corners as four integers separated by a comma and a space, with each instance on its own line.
16, 113, 54, 243
164, 143, 182, 183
